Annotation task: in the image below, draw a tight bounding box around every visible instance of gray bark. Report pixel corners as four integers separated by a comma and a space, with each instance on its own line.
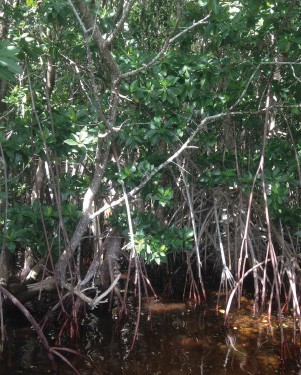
55, 0, 124, 281
31, 158, 46, 205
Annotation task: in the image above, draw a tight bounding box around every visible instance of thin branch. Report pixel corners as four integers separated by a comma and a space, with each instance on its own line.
213, 193, 235, 288
229, 61, 301, 111
0, 157, 32, 186
0, 108, 14, 120
0, 139, 8, 358
70, 0, 120, 77
224, 259, 271, 323
90, 109, 260, 220
170, 14, 210, 43
50, 350, 80, 375
290, 64, 301, 84
270, 0, 297, 54
62, 274, 120, 308
280, 109, 301, 185
106, 0, 137, 45
0, 285, 58, 374
0, 140, 8, 256
59, 52, 93, 105
176, 155, 203, 285
111, 143, 142, 348
120, 14, 210, 79
67, 0, 113, 131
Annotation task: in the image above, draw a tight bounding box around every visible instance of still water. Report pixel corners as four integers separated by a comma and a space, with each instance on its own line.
1, 294, 300, 374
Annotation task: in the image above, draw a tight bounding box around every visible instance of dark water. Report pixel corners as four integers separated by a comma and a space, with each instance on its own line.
1, 294, 300, 375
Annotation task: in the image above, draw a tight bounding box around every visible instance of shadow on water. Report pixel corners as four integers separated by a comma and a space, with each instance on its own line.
1, 293, 301, 375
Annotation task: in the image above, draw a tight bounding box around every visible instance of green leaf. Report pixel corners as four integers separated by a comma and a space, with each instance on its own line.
68, 108, 77, 122
43, 206, 52, 217
130, 80, 138, 93
248, 0, 261, 12
0, 57, 22, 74
64, 139, 79, 146
0, 46, 20, 58
208, 0, 219, 14
0, 65, 15, 80
67, 201, 75, 214
167, 76, 180, 86
53, 2, 63, 12
6, 242, 16, 253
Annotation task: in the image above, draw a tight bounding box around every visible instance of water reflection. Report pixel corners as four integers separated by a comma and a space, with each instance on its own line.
1, 295, 301, 374
93, 296, 300, 375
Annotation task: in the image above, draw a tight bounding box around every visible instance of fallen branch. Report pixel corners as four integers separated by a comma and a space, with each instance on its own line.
62, 274, 120, 309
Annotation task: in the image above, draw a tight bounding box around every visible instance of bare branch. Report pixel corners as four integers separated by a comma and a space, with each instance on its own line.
0, 285, 58, 373
0, 139, 8, 256
290, 64, 301, 84
69, 0, 121, 77
106, 0, 137, 45
170, 14, 210, 43
270, 0, 297, 54
120, 14, 210, 80
229, 61, 301, 111
90, 110, 235, 220
59, 52, 93, 106
176, 154, 203, 285
62, 274, 120, 308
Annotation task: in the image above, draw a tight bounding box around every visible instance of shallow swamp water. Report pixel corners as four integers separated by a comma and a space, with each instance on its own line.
1, 293, 301, 375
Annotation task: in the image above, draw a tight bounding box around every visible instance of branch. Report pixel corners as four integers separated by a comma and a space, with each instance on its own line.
169, 14, 210, 43
290, 64, 301, 84
229, 61, 301, 111
62, 274, 120, 308
106, 0, 137, 45
0, 285, 58, 373
90, 89, 301, 222
213, 193, 235, 288
90, 110, 233, 220
0, 139, 8, 256
69, 0, 120, 77
120, 14, 210, 79
68, 0, 116, 131
270, 0, 297, 54
59, 52, 93, 106
176, 154, 203, 286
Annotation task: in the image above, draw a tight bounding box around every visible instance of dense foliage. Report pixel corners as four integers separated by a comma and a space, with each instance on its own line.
0, 0, 301, 371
